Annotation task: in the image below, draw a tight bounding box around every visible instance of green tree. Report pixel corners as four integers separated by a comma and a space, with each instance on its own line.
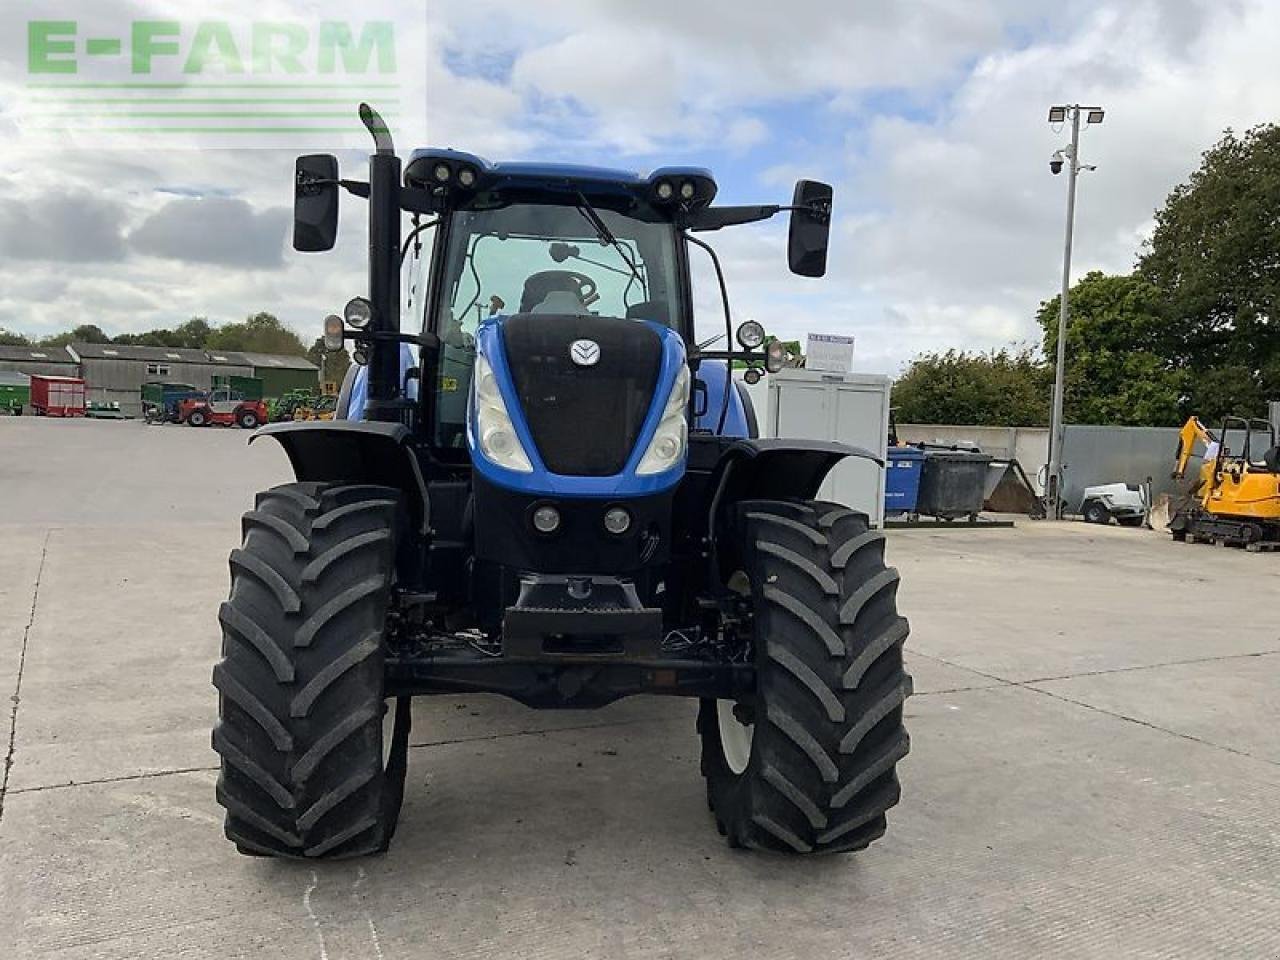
308, 337, 352, 387
1037, 271, 1184, 426
172, 317, 213, 349
112, 329, 178, 347
207, 311, 307, 356
39, 324, 112, 347
0, 328, 31, 346
893, 347, 1050, 426
1138, 123, 1280, 420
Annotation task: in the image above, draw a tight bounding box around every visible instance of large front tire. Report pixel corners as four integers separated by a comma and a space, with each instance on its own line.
212, 482, 407, 859
700, 499, 912, 854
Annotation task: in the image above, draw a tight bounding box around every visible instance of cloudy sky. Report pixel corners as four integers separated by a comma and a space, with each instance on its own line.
1, 0, 1277, 374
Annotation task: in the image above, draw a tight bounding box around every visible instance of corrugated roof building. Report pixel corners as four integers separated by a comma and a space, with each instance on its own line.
0, 345, 79, 379
237, 352, 319, 397
3, 343, 319, 415
68, 343, 253, 415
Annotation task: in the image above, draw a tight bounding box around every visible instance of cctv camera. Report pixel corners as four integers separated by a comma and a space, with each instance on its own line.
1049, 158, 1064, 175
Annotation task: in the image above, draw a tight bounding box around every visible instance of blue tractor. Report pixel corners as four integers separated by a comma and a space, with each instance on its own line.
213, 105, 911, 859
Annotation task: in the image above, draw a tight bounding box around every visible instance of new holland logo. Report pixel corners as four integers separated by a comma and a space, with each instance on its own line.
569, 339, 601, 366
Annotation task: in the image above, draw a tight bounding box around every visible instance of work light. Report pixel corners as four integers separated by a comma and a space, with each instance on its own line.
344, 296, 373, 329
433, 163, 451, 183
679, 180, 696, 200
736, 320, 766, 350
322, 314, 344, 352
765, 340, 786, 373
655, 180, 674, 201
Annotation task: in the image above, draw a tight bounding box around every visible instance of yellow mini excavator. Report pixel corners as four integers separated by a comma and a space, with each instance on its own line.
1169, 415, 1280, 546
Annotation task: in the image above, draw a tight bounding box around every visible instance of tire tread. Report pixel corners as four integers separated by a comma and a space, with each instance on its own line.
701, 498, 912, 855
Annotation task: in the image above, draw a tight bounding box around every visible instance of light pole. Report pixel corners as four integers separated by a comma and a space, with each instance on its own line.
1045, 104, 1103, 518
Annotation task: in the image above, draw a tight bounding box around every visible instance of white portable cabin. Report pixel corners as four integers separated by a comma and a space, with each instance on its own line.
751, 369, 891, 527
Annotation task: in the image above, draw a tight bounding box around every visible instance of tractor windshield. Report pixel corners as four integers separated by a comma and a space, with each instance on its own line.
436, 203, 682, 336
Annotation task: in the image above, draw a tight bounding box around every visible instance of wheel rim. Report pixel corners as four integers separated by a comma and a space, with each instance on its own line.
717, 699, 753, 775
717, 567, 755, 776
382, 699, 396, 770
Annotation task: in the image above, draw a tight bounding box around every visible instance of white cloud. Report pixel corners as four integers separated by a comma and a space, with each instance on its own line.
0, 0, 1274, 381
820, 0, 1280, 371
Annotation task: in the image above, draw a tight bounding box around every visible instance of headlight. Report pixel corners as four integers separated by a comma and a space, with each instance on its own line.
636, 363, 690, 476
344, 296, 372, 330
736, 320, 765, 349
472, 353, 534, 473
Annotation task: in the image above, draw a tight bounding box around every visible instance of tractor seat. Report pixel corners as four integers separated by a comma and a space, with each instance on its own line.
531, 290, 589, 315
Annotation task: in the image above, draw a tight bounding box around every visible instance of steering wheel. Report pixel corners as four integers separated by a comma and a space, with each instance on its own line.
519, 270, 598, 313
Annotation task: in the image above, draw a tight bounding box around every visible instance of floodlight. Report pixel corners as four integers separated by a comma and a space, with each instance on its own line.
1048, 106, 1067, 123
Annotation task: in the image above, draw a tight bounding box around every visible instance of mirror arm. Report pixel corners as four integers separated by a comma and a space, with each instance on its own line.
295, 176, 368, 199
776, 201, 832, 223
302, 179, 437, 216
683, 200, 830, 232
686, 204, 780, 232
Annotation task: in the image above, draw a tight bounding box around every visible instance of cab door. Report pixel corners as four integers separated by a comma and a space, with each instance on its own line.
209, 389, 241, 415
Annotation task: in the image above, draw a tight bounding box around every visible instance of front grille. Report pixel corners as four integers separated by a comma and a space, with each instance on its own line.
503, 314, 663, 476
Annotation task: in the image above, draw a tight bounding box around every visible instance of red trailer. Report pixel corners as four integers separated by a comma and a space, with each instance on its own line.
30, 375, 87, 417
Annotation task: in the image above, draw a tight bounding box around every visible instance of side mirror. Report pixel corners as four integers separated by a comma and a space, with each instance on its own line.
788, 179, 833, 277
294, 154, 339, 252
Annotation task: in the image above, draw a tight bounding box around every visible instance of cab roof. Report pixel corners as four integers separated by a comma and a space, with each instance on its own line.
404, 149, 718, 209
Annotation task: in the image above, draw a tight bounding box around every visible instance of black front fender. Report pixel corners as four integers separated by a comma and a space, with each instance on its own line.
711, 436, 881, 504
249, 421, 428, 530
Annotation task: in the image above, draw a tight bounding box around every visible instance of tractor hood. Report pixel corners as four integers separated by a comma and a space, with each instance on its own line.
467, 313, 688, 497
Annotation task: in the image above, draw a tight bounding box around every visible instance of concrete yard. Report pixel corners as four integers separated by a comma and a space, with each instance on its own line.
1, 416, 1278, 959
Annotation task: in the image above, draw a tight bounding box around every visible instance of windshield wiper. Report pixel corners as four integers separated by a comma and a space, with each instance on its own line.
573, 192, 646, 300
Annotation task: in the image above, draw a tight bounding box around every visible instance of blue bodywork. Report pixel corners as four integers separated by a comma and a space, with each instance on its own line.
693, 359, 753, 437
405, 149, 718, 207
468, 316, 692, 497
348, 337, 754, 490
